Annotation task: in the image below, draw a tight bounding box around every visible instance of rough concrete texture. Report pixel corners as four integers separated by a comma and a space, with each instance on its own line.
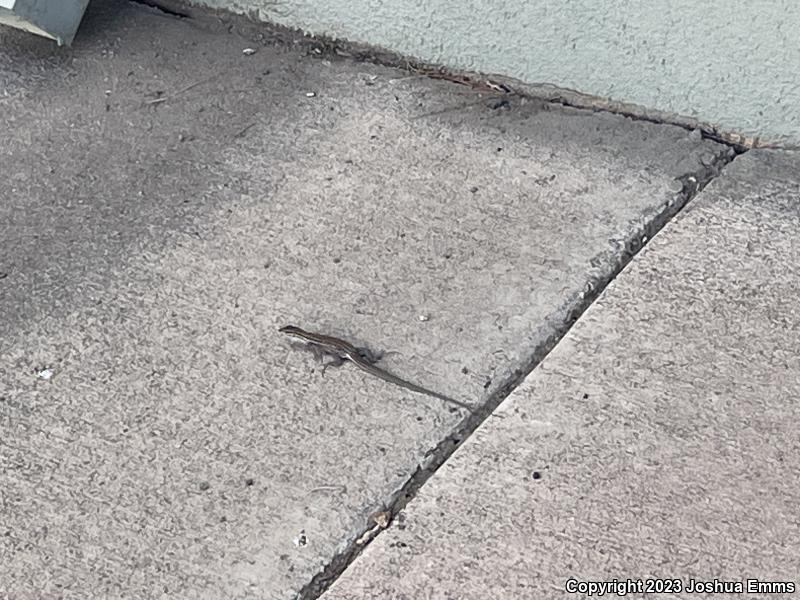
1, 2, 730, 599
322, 150, 800, 599
193, 0, 800, 147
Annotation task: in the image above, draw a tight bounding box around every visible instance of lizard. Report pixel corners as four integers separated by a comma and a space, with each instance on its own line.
279, 325, 473, 413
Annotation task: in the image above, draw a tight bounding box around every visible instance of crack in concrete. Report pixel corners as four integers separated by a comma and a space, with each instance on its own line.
295, 147, 739, 600
127, 0, 193, 19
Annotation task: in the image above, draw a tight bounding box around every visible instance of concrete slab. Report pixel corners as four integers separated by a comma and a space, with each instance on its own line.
1, 2, 730, 598
321, 149, 800, 599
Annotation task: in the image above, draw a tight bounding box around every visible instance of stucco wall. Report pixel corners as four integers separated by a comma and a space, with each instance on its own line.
196, 0, 800, 146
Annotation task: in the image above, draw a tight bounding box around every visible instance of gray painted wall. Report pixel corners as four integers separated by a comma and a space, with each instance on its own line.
197, 0, 800, 146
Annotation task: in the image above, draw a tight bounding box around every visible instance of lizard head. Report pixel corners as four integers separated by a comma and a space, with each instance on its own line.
279, 324, 301, 333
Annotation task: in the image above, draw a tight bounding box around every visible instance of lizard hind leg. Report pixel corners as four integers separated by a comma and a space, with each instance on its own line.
355, 347, 401, 364
355, 347, 380, 364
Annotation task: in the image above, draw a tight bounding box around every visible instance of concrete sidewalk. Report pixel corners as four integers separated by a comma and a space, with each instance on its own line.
321, 150, 800, 599
2, 2, 795, 599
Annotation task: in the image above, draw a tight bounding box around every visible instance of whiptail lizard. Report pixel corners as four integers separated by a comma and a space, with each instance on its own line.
279, 325, 473, 413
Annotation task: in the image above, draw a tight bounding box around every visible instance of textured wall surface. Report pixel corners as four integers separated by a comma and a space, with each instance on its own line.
195, 0, 800, 145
